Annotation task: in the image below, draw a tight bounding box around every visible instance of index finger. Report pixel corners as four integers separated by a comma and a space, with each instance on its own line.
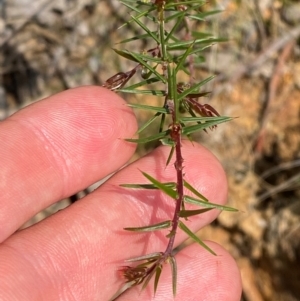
0, 86, 137, 242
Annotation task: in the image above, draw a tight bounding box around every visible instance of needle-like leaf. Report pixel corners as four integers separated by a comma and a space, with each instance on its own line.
124, 220, 172, 232
120, 182, 176, 189
154, 265, 162, 295
179, 208, 212, 218
127, 103, 168, 113
183, 180, 209, 202
169, 255, 177, 296
125, 130, 169, 144
141, 171, 178, 199
126, 252, 163, 262
184, 195, 239, 212
178, 221, 216, 255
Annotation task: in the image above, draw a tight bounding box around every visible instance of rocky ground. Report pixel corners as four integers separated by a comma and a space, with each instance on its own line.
1, 1, 300, 300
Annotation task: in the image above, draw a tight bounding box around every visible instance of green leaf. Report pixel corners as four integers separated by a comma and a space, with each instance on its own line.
180, 116, 229, 123
127, 103, 168, 113
177, 76, 215, 101
169, 256, 177, 296
137, 112, 161, 134
112, 48, 139, 63
188, 9, 223, 21
122, 77, 161, 89
120, 182, 176, 190
130, 14, 160, 43
165, 13, 185, 42
159, 110, 166, 133
191, 31, 213, 39
126, 252, 163, 263
183, 180, 209, 201
179, 208, 212, 218
130, 52, 167, 83
178, 221, 216, 255
154, 265, 162, 295
175, 41, 195, 73
182, 117, 232, 135
184, 195, 238, 212
142, 266, 157, 291
167, 38, 222, 51
119, 89, 165, 96
118, 32, 154, 44
108, 280, 136, 301
118, 2, 156, 29
125, 130, 169, 144
160, 137, 175, 147
124, 220, 172, 232
113, 48, 161, 64
141, 171, 178, 199
165, 1, 205, 8
165, 145, 175, 166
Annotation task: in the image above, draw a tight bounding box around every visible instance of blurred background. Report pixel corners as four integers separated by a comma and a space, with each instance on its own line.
1, 1, 300, 300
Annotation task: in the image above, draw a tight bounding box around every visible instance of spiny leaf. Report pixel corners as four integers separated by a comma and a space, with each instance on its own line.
113, 48, 161, 64
112, 48, 138, 63
130, 14, 160, 43
130, 52, 167, 83
183, 180, 209, 202
184, 195, 238, 212
167, 38, 223, 51
175, 41, 195, 73
108, 280, 136, 301
125, 130, 168, 144
160, 137, 175, 147
137, 112, 161, 134
188, 9, 223, 21
141, 171, 178, 199
180, 116, 229, 123
120, 182, 176, 189
178, 221, 216, 255
165, 1, 205, 8
124, 220, 172, 232
177, 76, 215, 101
166, 145, 175, 166
169, 256, 177, 296
142, 266, 157, 291
118, 1, 156, 29
179, 208, 212, 218
182, 117, 233, 135
191, 31, 213, 39
166, 13, 185, 42
119, 89, 165, 96
126, 252, 163, 263
127, 103, 168, 113
154, 265, 162, 295
118, 32, 154, 44
122, 77, 160, 89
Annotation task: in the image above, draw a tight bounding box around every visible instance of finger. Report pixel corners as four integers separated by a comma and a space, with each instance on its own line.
0, 86, 137, 242
0, 142, 230, 300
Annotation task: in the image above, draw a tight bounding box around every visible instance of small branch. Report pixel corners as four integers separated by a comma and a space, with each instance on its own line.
165, 123, 184, 255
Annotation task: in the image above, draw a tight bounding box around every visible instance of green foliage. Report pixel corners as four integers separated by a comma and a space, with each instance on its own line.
102, 1, 236, 299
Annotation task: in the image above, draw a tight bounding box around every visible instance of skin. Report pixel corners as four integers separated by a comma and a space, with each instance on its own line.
0, 86, 242, 300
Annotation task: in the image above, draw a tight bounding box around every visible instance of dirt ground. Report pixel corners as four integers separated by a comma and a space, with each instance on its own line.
1, 1, 300, 300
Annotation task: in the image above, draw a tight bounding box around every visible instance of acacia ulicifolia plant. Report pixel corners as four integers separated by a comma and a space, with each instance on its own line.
102, 1, 237, 300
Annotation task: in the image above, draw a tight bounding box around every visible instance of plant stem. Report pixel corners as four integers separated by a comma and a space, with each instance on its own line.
164, 124, 184, 255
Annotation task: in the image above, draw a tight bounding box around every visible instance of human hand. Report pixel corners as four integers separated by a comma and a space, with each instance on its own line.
0, 86, 241, 300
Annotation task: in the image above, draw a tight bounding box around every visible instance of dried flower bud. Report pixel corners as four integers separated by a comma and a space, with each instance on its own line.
118, 266, 148, 285
102, 68, 136, 91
